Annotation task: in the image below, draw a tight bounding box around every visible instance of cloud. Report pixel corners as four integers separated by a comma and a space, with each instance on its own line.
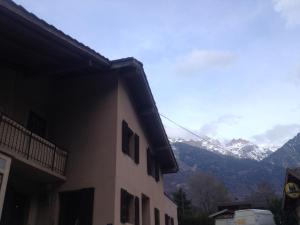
252, 124, 300, 146
163, 114, 241, 140
199, 114, 242, 137
272, 0, 300, 28
174, 50, 236, 76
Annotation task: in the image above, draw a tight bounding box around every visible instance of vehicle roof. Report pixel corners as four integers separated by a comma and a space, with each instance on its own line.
234, 209, 273, 216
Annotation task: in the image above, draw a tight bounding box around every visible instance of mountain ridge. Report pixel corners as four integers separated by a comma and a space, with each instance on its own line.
169, 136, 278, 161
165, 132, 300, 199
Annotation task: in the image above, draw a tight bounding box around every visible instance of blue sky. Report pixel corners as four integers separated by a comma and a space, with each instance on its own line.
15, 0, 300, 146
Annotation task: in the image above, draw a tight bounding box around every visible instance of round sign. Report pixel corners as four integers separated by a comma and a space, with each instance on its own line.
285, 182, 300, 199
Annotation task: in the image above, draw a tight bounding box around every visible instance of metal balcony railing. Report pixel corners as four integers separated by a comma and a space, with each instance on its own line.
0, 113, 68, 176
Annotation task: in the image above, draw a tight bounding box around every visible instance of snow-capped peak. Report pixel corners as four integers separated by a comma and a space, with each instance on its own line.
169, 136, 279, 161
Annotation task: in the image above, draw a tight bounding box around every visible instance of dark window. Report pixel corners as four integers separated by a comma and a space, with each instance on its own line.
122, 121, 133, 155
134, 134, 140, 164
27, 111, 47, 137
155, 162, 160, 182
147, 148, 152, 175
147, 148, 160, 182
121, 189, 140, 224
165, 214, 170, 225
154, 208, 160, 225
171, 218, 174, 225
121, 189, 134, 223
122, 120, 139, 164
134, 197, 140, 225
59, 188, 94, 225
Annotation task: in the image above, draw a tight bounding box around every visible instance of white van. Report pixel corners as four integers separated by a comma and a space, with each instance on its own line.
233, 209, 276, 225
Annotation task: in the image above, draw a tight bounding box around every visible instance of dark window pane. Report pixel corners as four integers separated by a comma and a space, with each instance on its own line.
134, 134, 139, 164
135, 197, 140, 225
155, 161, 160, 182
121, 189, 127, 223
154, 208, 160, 225
147, 148, 151, 175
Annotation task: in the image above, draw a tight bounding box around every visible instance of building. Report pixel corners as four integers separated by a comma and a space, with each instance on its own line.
283, 168, 300, 223
209, 209, 234, 225
209, 201, 268, 225
0, 1, 179, 225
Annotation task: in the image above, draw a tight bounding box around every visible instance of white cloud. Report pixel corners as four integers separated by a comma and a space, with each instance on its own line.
174, 50, 236, 76
163, 114, 241, 140
252, 124, 300, 146
199, 114, 242, 137
273, 0, 300, 28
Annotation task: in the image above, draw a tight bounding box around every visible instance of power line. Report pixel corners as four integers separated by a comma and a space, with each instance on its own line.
159, 113, 204, 140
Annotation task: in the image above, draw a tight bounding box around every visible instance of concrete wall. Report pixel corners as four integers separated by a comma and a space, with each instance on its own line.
114, 79, 178, 225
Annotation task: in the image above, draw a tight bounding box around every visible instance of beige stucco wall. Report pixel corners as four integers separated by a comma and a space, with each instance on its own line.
114, 79, 178, 225
51, 73, 119, 225
0, 68, 177, 225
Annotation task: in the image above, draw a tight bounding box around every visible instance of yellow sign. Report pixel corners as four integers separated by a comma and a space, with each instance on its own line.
285, 182, 300, 199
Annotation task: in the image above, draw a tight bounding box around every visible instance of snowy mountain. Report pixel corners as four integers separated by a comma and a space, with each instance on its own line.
169, 137, 278, 161
165, 142, 285, 198
263, 133, 300, 167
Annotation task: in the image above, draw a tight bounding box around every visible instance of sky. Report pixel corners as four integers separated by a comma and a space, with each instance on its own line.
14, 0, 300, 146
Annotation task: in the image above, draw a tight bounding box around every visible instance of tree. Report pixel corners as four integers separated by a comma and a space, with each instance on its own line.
188, 171, 231, 214
172, 188, 192, 224
268, 198, 297, 225
172, 188, 214, 225
246, 182, 277, 205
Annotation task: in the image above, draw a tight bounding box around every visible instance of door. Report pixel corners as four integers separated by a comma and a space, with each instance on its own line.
59, 188, 94, 225
0, 188, 30, 225
0, 153, 11, 219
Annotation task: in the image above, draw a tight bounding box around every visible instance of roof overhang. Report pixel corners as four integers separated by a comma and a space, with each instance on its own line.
111, 58, 178, 174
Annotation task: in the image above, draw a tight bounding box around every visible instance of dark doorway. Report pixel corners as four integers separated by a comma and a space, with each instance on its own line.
0, 188, 30, 225
59, 188, 94, 225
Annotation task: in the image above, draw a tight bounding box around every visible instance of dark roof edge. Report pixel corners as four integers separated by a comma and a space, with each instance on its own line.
164, 192, 178, 207
111, 58, 179, 173
0, 0, 110, 66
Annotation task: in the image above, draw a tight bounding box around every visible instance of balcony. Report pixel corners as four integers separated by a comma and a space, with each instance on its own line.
0, 112, 68, 177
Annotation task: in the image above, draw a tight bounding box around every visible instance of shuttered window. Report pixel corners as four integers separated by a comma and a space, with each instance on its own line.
122, 120, 139, 164
120, 189, 134, 223
122, 121, 131, 155
135, 197, 140, 225
121, 189, 128, 223
154, 208, 160, 225
147, 148, 160, 182
155, 161, 160, 182
134, 134, 139, 164
147, 148, 152, 175
121, 188, 141, 224
165, 214, 170, 225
